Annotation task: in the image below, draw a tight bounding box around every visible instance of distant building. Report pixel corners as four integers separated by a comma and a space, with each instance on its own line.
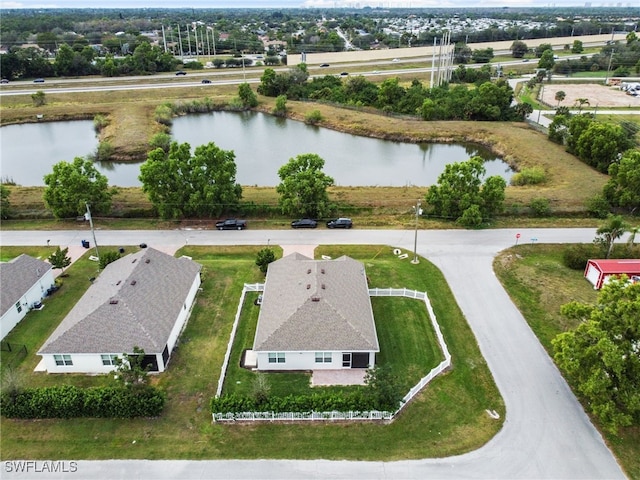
584, 259, 640, 289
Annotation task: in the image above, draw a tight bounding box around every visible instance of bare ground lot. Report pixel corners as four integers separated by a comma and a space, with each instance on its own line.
540, 83, 640, 108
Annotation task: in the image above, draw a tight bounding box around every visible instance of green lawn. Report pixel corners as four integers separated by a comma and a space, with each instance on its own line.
494, 244, 639, 478
1, 244, 503, 461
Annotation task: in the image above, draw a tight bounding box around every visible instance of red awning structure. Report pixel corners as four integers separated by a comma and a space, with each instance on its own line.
584, 259, 640, 289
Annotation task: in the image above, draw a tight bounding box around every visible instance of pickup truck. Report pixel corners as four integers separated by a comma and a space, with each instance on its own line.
215, 219, 247, 230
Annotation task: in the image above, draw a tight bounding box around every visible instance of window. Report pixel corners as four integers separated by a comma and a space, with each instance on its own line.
315, 352, 332, 363
54, 354, 73, 366
101, 354, 118, 366
15, 301, 22, 313
268, 352, 285, 364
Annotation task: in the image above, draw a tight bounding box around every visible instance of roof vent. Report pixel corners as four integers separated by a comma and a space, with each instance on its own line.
307, 269, 311, 274
311, 296, 320, 302
321, 268, 325, 274
109, 299, 118, 305
306, 284, 311, 289
116, 280, 121, 285
145, 259, 150, 264
131, 280, 137, 286
321, 284, 326, 289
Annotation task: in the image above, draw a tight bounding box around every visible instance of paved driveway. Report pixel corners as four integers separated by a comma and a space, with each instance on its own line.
0, 228, 627, 479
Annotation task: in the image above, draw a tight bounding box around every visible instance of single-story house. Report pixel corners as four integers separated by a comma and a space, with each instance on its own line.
38, 248, 201, 374
1, 254, 55, 340
584, 259, 640, 290
252, 253, 379, 371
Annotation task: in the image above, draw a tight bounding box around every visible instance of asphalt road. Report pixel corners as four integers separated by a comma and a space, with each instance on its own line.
0, 228, 627, 479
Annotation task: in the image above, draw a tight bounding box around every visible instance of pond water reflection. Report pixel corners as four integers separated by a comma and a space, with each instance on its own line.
0, 112, 513, 187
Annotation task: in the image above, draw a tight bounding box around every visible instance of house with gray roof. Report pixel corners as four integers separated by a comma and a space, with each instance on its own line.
38, 248, 201, 374
1, 254, 54, 340
252, 253, 379, 371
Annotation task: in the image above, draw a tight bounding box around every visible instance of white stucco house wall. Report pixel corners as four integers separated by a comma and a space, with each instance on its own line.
252, 253, 379, 371
38, 248, 201, 374
1, 254, 54, 340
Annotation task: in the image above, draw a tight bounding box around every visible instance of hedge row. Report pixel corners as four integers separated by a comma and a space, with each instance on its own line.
1, 385, 165, 419
211, 390, 392, 414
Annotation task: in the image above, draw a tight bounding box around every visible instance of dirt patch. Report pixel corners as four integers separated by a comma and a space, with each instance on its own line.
540, 83, 640, 108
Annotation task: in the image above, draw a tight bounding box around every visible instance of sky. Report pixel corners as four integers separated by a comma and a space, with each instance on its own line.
2, 0, 636, 9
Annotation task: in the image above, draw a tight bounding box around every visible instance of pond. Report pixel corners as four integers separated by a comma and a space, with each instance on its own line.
0, 112, 513, 187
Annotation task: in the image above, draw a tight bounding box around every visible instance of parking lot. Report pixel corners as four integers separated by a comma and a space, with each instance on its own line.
541, 82, 640, 108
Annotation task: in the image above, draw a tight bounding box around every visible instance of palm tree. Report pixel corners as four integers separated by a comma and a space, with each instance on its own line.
627, 226, 639, 253
574, 97, 590, 113
555, 90, 566, 106
595, 215, 630, 259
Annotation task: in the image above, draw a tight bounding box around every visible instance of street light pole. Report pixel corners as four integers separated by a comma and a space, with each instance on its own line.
411, 199, 421, 264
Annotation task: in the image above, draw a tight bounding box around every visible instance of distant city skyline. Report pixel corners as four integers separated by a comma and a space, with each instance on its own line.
2, 0, 638, 9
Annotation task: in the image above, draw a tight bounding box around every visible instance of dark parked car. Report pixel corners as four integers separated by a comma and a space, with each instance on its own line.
201, 79, 212, 84
175, 70, 187, 76
33, 78, 45, 83
340, 71, 349, 76
1, 79, 9, 84
215, 219, 247, 230
291, 218, 317, 229
326, 218, 353, 229
320, 63, 330, 67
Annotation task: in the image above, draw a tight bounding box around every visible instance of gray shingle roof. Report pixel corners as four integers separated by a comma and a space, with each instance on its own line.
1, 254, 52, 316
253, 253, 379, 352
39, 248, 201, 355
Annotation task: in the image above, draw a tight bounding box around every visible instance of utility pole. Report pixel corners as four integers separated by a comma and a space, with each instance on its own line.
85, 202, 100, 265
411, 200, 422, 264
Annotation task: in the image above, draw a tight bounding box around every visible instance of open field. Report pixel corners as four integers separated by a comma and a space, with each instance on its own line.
494, 244, 640, 478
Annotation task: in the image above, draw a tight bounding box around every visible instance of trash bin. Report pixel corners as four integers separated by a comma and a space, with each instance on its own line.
82, 240, 90, 248
118, 247, 125, 254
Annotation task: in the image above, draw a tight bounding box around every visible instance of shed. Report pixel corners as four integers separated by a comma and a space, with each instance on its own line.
584, 259, 640, 290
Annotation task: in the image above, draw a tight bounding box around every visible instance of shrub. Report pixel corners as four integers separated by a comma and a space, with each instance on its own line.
93, 114, 109, 133
1, 385, 165, 419
149, 133, 171, 153
93, 141, 114, 162
529, 197, 551, 217
586, 194, 611, 219
510, 167, 547, 186
154, 104, 173, 126
304, 110, 324, 125
563, 244, 599, 270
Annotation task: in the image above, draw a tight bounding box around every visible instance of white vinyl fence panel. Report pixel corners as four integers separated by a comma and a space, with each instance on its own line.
214, 287, 451, 423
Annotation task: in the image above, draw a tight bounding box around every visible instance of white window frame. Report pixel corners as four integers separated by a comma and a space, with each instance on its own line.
101, 354, 119, 366
268, 352, 285, 364
54, 354, 73, 366
315, 352, 332, 363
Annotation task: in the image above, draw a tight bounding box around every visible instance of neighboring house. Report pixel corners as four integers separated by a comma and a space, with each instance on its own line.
38, 248, 201, 374
252, 253, 379, 371
1, 254, 54, 340
584, 259, 640, 290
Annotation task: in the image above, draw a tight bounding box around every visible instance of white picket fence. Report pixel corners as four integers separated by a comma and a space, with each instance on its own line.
213, 286, 451, 423
215, 283, 264, 398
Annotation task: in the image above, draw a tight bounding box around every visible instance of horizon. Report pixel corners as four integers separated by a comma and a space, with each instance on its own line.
2, 1, 640, 10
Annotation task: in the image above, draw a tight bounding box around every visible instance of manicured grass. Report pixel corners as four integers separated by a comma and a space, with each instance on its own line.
493, 244, 640, 478
1, 245, 503, 461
